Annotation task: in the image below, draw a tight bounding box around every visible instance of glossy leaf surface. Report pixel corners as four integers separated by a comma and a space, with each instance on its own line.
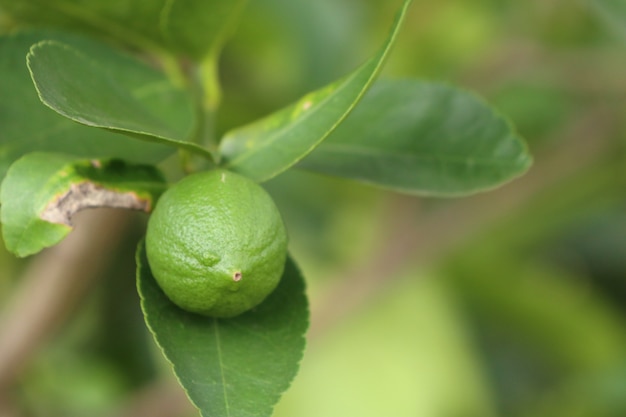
27, 40, 213, 159
219, 0, 413, 182
0, 152, 166, 257
0, 31, 191, 178
298, 79, 532, 196
137, 242, 309, 417
590, 0, 626, 38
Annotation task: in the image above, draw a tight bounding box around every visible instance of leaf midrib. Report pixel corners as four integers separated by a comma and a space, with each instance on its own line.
223, 69, 357, 169
213, 319, 231, 417
311, 140, 528, 166
222, 0, 412, 179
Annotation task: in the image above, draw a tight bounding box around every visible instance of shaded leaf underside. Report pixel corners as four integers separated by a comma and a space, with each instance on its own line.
0, 0, 247, 59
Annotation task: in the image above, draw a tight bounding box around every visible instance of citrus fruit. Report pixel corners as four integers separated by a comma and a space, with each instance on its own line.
145, 169, 287, 318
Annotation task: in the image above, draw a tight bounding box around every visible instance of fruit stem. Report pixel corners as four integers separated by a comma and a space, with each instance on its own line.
178, 149, 195, 174
160, 52, 188, 90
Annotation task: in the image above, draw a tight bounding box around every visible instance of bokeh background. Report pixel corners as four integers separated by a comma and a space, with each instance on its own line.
1, 0, 625, 416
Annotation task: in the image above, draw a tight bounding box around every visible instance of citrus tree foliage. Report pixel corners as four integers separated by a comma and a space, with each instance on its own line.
0, 0, 532, 416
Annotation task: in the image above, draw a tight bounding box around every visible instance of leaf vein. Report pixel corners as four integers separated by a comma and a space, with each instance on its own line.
314, 141, 525, 166
213, 319, 231, 417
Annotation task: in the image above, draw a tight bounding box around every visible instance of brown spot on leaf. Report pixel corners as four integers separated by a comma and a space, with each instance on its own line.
40, 182, 151, 226
233, 271, 242, 282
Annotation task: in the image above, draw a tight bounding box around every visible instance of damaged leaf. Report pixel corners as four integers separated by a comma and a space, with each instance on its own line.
0, 152, 166, 257
39, 181, 151, 226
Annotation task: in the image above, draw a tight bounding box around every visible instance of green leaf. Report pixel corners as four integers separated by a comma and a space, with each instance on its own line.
297, 79, 532, 196
0, 0, 247, 59
0, 152, 166, 257
0, 0, 164, 52
0, 30, 193, 179
137, 241, 309, 417
27, 40, 214, 160
589, 0, 626, 39
160, 0, 247, 60
219, 0, 413, 182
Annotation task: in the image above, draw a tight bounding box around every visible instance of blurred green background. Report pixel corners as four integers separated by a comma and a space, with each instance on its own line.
1, 0, 625, 416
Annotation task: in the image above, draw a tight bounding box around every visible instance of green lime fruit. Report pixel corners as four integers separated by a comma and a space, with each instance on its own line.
145, 169, 287, 318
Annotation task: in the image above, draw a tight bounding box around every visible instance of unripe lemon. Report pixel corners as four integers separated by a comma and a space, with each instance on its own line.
145, 169, 287, 318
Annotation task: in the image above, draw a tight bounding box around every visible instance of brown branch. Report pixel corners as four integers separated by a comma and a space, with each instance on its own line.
107, 379, 195, 417
0, 208, 135, 395
0, 397, 21, 417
